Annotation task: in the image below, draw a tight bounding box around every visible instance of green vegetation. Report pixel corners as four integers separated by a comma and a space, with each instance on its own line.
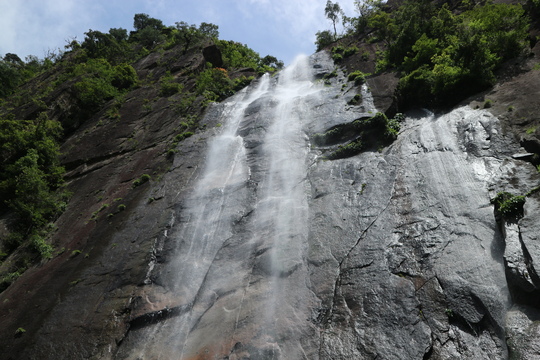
491, 192, 526, 219
314, 112, 402, 159
196, 67, 234, 102
315, 30, 335, 51
132, 173, 151, 187
216, 40, 283, 73
331, 45, 359, 62
348, 94, 362, 105
325, 1, 344, 40
316, 0, 530, 109
72, 59, 138, 117
348, 70, 368, 85
0, 53, 56, 99
159, 72, 183, 97
0, 113, 68, 264
375, 2, 529, 107
2, 12, 283, 121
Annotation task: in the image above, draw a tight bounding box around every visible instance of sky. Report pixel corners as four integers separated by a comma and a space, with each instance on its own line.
0, 0, 357, 66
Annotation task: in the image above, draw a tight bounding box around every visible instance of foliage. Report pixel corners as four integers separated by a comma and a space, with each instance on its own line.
196, 67, 234, 102
216, 40, 282, 73
135, 26, 166, 49
491, 192, 526, 219
347, 70, 368, 85
0, 113, 67, 261
0, 54, 54, 98
328, 139, 363, 159
80, 29, 134, 63
332, 53, 343, 62
315, 112, 402, 159
348, 93, 362, 105
325, 0, 344, 39
132, 173, 151, 187
352, 0, 384, 34
167, 21, 221, 54
331, 45, 359, 62
312, 0, 530, 108
315, 30, 335, 51
159, 72, 184, 97
367, 1, 530, 107
71, 58, 138, 112
199, 22, 220, 39
0, 271, 22, 293
133, 13, 164, 32
260, 55, 284, 69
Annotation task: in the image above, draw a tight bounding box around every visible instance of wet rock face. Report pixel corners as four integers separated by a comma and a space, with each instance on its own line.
3, 51, 540, 359
114, 53, 539, 359
313, 108, 515, 359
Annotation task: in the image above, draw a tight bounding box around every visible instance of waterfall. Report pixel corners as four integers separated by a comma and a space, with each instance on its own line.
154, 55, 337, 359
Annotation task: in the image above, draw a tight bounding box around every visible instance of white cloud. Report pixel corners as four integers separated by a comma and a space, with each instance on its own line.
0, 0, 102, 58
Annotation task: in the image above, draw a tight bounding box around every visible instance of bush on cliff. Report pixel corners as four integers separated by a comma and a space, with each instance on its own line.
0, 113, 68, 261
371, 1, 530, 107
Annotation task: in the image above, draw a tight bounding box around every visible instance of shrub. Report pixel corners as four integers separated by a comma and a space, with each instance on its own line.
348, 94, 362, 105
491, 192, 526, 219
370, 2, 529, 108
196, 68, 234, 102
72, 59, 138, 111
315, 30, 334, 51
348, 70, 367, 85
133, 173, 151, 187
328, 139, 364, 159
159, 73, 183, 97
332, 53, 343, 62
343, 46, 359, 57
111, 63, 138, 90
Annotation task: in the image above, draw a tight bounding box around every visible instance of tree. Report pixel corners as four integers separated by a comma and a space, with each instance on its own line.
325, 0, 343, 39
3, 53, 23, 65
260, 55, 284, 69
353, 0, 383, 33
109, 28, 128, 42
0, 61, 21, 98
175, 22, 203, 53
199, 22, 219, 39
133, 13, 163, 32
315, 30, 335, 51
136, 26, 165, 49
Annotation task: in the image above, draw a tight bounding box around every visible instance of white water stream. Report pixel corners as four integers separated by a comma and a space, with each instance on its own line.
165, 55, 331, 359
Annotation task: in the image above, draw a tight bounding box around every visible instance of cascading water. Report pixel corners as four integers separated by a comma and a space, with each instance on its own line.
122, 54, 359, 359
